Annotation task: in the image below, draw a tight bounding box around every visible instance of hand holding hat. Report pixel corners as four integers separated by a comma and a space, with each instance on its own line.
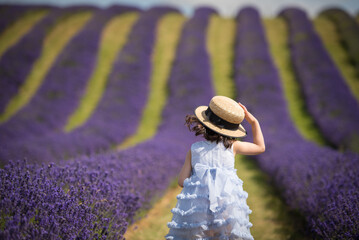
238, 102, 257, 125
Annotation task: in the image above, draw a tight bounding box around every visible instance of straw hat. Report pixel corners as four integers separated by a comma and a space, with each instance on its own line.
194, 96, 247, 138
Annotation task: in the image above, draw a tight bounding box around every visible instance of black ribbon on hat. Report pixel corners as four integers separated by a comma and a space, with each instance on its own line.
205, 107, 239, 130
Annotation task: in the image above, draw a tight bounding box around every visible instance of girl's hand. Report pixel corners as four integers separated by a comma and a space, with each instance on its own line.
234, 102, 265, 156
238, 102, 257, 125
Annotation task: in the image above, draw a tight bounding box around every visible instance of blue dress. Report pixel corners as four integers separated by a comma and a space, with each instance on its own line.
166, 140, 254, 240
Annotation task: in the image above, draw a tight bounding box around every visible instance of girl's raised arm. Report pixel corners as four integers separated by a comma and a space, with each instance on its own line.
233, 103, 265, 155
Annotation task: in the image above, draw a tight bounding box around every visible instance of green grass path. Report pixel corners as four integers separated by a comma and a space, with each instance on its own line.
0, 9, 49, 59
263, 18, 326, 145
209, 17, 308, 239
118, 13, 186, 149
0, 11, 93, 123
121, 13, 186, 239
124, 16, 309, 240
65, 12, 139, 132
207, 15, 236, 98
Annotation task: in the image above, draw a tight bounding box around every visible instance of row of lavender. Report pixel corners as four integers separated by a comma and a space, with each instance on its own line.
0, 6, 137, 148
0, 7, 175, 165
0, 6, 101, 113
281, 8, 359, 152
0, 7, 62, 112
234, 7, 358, 239
320, 8, 359, 71
0, 7, 217, 239
0, 5, 50, 33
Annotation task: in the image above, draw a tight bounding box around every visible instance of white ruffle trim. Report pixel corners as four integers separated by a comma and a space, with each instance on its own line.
171, 203, 252, 217
167, 216, 252, 229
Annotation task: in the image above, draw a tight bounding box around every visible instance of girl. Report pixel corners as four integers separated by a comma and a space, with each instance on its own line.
165, 95, 265, 240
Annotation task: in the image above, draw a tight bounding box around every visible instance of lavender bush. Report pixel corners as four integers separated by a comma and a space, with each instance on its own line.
0, 7, 177, 165
279, 8, 359, 152
0, 6, 139, 148
0, 5, 98, 35
0, 159, 139, 239
320, 8, 359, 71
0, 5, 50, 34
0, 7, 217, 239
0, 8, 77, 113
234, 7, 359, 238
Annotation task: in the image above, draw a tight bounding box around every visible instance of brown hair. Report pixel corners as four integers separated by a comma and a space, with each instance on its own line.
185, 114, 236, 149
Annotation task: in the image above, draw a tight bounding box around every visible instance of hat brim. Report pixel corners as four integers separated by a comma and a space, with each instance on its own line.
194, 106, 247, 138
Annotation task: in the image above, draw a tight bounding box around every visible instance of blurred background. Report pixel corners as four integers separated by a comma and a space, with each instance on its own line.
2, 0, 359, 16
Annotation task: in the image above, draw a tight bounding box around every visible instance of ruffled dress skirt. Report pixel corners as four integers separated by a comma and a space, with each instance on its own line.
166, 164, 254, 240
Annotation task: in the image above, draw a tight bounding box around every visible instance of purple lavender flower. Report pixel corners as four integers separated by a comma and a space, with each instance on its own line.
279, 8, 359, 152
234, 7, 359, 239
0, 159, 139, 239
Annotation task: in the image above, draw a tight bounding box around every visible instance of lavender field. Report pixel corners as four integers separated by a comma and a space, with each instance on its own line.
0, 4, 358, 239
